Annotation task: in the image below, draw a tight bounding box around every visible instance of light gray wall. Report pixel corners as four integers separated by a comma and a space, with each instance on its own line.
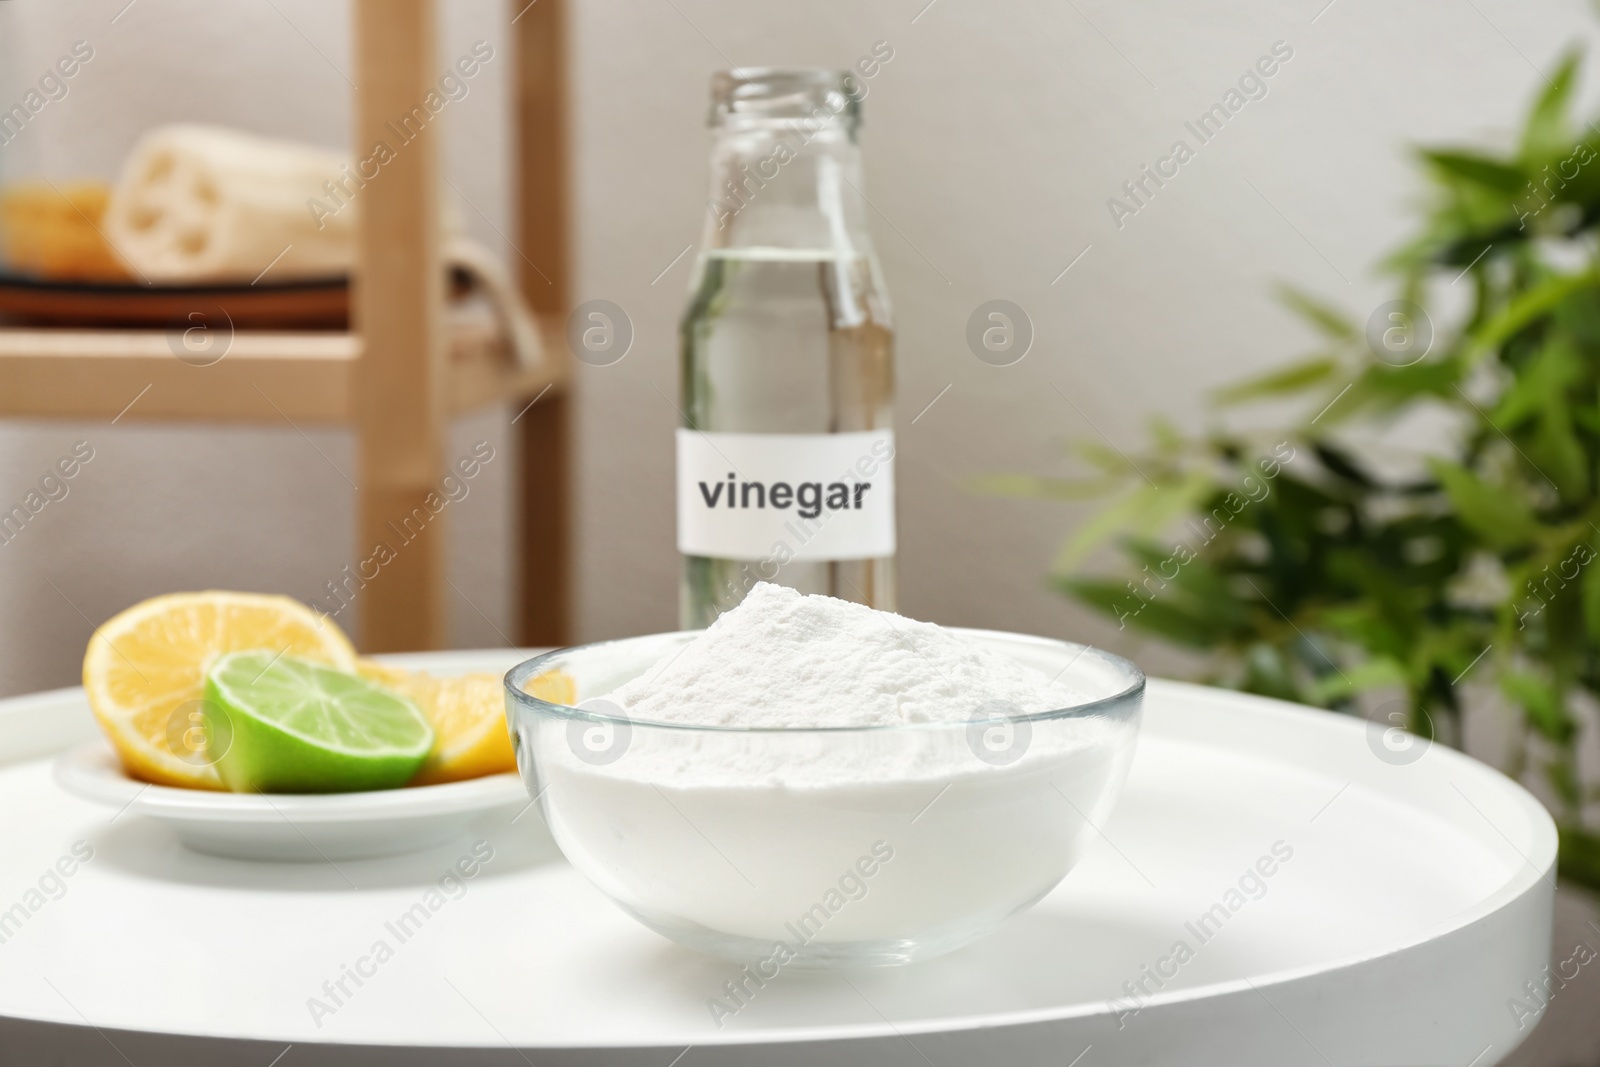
0, 0, 1594, 698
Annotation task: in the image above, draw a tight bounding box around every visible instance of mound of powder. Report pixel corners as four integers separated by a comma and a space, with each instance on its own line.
607, 582, 1078, 727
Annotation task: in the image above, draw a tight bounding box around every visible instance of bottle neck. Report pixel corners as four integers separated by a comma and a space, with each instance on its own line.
699, 119, 875, 256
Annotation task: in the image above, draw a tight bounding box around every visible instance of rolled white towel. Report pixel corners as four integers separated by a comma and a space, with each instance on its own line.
104, 124, 355, 283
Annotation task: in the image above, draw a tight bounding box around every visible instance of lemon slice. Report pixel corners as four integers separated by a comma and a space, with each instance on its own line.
358, 660, 575, 785
83, 592, 356, 790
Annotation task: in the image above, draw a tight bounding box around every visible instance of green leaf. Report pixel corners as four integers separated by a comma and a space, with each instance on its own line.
1073, 440, 1145, 477
1276, 286, 1357, 340
972, 473, 1121, 501
1148, 416, 1185, 454
1547, 756, 1582, 809
1059, 576, 1142, 625
1466, 269, 1600, 366
1319, 604, 1407, 661
1428, 459, 1539, 547
1519, 51, 1579, 162
1307, 656, 1408, 703
1420, 150, 1528, 195
1533, 399, 1587, 497
1213, 357, 1340, 406
1051, 471, 1213, 571
1557, 826, 1600, 892
1311, 442, 1376, 487
1121, 540, 1248, 626
1115, 597, 1223, 648
1492, 340, 1581, 429
1055, 576, 1221, 648
1337, 358, 1462, 418
1501, 671, 1574, 743
1581, 553, 1600, 639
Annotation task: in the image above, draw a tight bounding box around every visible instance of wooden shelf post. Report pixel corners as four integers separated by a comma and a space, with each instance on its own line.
515, 0, 574, 647
352, 0, 449, 652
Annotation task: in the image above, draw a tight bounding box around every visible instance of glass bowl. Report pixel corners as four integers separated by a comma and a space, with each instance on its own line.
504, 628, 1143, 968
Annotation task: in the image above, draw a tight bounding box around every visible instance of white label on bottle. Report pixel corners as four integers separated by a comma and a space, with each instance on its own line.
677, 429, 896, 562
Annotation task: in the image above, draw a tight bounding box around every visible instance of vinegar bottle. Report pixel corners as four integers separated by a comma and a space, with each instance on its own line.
678, 68, 896, 627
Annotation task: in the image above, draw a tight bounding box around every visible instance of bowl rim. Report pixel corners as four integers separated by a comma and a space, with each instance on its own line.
504, 627, 1145, 734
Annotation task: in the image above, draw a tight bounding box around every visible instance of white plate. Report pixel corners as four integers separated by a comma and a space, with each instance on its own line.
44, 649, 539, 863
0, 654, 1556, 1065
53, 742, 528, 861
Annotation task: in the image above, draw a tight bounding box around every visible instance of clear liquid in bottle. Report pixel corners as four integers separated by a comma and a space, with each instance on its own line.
677, 71, 896, 627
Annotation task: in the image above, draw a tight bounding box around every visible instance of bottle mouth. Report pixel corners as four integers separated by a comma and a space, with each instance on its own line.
709, 67, 862, 130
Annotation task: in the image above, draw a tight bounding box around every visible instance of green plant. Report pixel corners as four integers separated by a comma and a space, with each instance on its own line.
1017, 54, 1600, 889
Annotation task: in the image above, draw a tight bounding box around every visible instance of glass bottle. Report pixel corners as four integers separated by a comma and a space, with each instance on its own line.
678, 68, 896, 627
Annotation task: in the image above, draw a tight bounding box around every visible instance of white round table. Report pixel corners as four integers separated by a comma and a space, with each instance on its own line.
0, 650, 1555, 1065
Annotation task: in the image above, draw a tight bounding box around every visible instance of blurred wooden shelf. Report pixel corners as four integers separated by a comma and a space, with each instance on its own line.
0, 0, 573, 652
0, 314, 568, 424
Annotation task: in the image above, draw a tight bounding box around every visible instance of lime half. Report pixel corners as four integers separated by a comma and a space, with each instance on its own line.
203, 651, 434, 793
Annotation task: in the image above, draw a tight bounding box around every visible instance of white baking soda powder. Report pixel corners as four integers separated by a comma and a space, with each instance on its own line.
537, 583, 1135, 959
608, 582, 1082, 729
